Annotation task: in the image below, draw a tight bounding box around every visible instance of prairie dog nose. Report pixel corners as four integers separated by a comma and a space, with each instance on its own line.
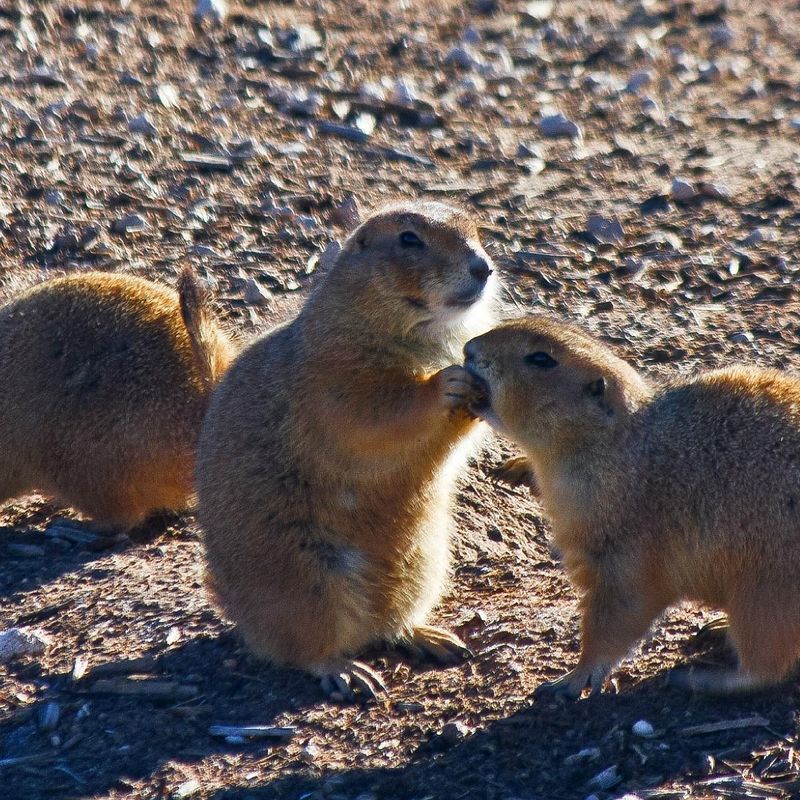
468, 256, 492, 284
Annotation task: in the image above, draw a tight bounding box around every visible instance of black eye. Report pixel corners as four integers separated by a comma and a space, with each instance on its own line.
399, 231, 424, 248
524, 351, 559, 369
586, 377, 606, 397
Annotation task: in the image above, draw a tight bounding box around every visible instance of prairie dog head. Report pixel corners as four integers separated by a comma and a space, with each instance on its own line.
323, 201, 498, 353
463, 318, 651, 456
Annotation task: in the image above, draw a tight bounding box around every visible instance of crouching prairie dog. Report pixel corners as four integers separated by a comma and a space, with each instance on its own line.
196, 201, 498, 699
464, 317, 800, 696
0, 269, 232, 528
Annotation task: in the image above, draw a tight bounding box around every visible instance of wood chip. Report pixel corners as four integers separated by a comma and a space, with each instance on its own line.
208, 724, 296, 740
681, 715, 770, 736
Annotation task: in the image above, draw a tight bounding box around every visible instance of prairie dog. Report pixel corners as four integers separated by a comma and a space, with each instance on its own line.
197, 201, 498, 698
0, 270, 232, 528
464, 317, 800, 695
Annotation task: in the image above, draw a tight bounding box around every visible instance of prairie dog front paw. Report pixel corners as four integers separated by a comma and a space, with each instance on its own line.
433, 365, 485, 411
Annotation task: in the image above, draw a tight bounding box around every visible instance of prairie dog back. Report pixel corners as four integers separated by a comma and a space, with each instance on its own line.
0, 270, 233, 527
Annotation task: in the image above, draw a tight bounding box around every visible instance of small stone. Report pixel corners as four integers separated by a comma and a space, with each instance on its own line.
175, 779, 201, 798
587, 765, 621, 791
710, 25, 733, 47
564, 747, 601, 766
445, 46, 481, 70
514, 140, 541, 159
641, 97, 662, 119
587, 214, 624, 245
632, 719, 655, 737
539, 112, 582, 139
111, 214, 148, 234
300, 742, 320, 763
194, 0, 226, 24
128, 113, 157, 137
391, 78, 418, 107
243, 278, 273, 306
525, 0, 554, 21
729, 331, 754, 344
0, 628, 49, 663
625, 70, 652, 93
743, 228, 776, 247
38, 702, 60, 732
671, 178, 696, 202
156, 84, 179, 108
698, 181, 731, 201
189, 244, 223, 258
440, 721, 472, 745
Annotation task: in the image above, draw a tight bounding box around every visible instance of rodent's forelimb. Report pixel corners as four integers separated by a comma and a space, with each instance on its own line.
327, 365, 477, 458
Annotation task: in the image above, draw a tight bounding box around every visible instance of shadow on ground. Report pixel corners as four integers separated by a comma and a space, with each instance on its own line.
206, 680, 799, 800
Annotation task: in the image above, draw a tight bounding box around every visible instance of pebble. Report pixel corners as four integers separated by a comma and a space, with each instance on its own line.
440, 720, 472, 745
175, 779, 201, 798
194, 0, 227, 24
0, 628, 50, 663
632, 719, 655, 737
564, 747, 601, 766
641, 97, 661, 119
156, 84, 179, 108
111, 214, 148, 234
516, 142, 544, 159
743, 229, 763, 246
671, 177, 697, 202
698, 181, 731, 201
587, 765, 621, 791
587, 214, 624, 245
391, 78, 419, 107
38, 702, 60, 732
445, 46, 481, 70
128, 113, 157, 137
539, 112, 582, 139
243, 278, 273, 306
525, 0, 554, 21
625, 70, 652, 93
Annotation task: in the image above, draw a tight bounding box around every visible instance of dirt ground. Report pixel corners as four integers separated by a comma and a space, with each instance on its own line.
2, 0, 800, 798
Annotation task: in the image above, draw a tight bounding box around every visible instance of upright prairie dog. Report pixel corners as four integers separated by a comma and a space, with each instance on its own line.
464, 317, 800, 695
0, 270, 232, 528
197, 201, 498, 698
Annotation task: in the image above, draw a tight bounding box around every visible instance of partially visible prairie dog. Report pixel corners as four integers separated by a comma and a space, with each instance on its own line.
197, 200, 499, 699
0, 269, 233, 528
465, 317, 800, 695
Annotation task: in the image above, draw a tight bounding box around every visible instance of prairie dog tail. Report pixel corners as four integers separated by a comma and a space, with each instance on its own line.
177, 267, 232, 389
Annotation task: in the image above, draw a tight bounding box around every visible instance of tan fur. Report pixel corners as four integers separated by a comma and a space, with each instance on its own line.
196, 201, 499, 685
0, 270, 233, 528
465, 317, 800, 694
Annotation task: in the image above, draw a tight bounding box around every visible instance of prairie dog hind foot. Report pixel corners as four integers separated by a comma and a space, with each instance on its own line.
534, 663, 611, 701
395, 624, 473, 665
316, 658, 388, 702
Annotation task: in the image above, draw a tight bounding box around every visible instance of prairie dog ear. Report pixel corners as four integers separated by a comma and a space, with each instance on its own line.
331, 195, 362, 232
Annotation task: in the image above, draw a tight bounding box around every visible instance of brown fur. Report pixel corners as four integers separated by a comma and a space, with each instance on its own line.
196, 201, 499, 692
0, 270, 233, 528
465, 317, 800, 694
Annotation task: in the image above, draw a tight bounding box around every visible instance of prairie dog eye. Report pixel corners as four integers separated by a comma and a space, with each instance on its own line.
524, 351, 559, 369
586, 377, 606, 397
399, 231, 424, 248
